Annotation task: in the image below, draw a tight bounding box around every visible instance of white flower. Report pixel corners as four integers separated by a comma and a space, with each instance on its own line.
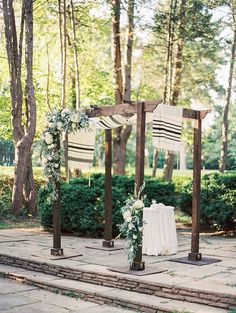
132, 199, 144, 210
128, 223, 134, 230
71, 113, 79, 123
42, 157, 47, 166
123, 210, 131, 220
72, 122, 77, 130
57, 122, 63, 130
54, 163, 59, 168
133, 234, 137, 240
126, 216, 132, 223
61, 108, 70, 116
47, 156, 52, 161
44, 132, 53, 145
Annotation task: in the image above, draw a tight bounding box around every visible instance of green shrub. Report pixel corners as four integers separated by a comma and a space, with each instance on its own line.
38, 174, 177, 237
0, 173, 45, 219
180, 172, 236, 230
0, 175, 13, 219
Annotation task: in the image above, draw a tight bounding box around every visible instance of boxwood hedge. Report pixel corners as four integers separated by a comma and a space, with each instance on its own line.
180, 172, 236, 230
38, 173, 176, 237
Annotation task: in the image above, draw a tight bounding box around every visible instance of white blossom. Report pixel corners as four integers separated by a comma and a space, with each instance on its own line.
61, 108, 70, 116
126, 216, 132, 223
42, 108, 89, 203
128, 223, 134, 230
133, 234, 137, 240
72, 122, 77, 130
71, 113, 79, 122
123, 210, 131, 220
57, 122, 63, 130
133, 199, 144, 209
44, 132, 54, 145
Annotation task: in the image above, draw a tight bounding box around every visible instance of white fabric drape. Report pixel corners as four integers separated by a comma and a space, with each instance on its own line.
153, 104, 183, 152
68, 128, 96, 169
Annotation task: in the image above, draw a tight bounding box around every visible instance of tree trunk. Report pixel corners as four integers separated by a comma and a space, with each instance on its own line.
112, 0, 123, 106
46, 43, 52, 111
59, 0, 69, 181
219, 27, 236, 172
169, 0, 178, 103
112, 0, 134, 175
152, 149, 158, 177
163, 152, 175, 181
23, 155, 36, 216
23, 0, 37, 214
69, 0, 80, 110
12, 145, 29, 214
124, 0, 134, 102
163, 0, 186, 181
3, 0, 36, 214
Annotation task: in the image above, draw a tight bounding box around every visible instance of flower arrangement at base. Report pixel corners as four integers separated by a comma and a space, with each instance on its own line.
42, 108, 89, 201
118, 184, 145, 262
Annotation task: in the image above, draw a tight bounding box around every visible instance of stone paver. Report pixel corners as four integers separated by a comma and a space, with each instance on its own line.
0, 278, 135, 313
0, 293, 38, 311
0, 278, 38, 294
76, 305, 135, 313
0, 228, 235, 312
19, 289, 98, 311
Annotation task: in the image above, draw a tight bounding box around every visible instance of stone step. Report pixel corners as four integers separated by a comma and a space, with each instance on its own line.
0, 253, 235, 311
0, 264, 230, 313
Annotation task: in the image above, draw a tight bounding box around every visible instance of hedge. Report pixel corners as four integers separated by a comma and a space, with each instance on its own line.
38, 174, 176, 237
0, 174, 45, 219
180, 172, 236, 230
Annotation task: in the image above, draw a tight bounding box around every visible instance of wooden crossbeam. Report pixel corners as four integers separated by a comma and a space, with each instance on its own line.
82, 100, 210, 120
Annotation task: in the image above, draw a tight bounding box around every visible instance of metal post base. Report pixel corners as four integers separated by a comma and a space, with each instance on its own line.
51, 248, 64, 256
130, 261, 145, 271
188, 252, 202, 261
102, 240, 114, 248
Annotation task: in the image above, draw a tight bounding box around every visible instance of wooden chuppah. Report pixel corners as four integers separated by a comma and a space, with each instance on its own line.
51, 100, 218, 269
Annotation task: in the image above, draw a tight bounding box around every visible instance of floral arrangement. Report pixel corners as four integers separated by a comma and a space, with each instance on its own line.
118, 184, 145, 262
42, 108, 89, 201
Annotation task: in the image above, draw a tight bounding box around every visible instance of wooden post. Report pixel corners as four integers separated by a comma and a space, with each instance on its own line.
51, 138, 63, 256
188, 114, 202, 261
103, 129, 114, 248
130, 102, 145, 271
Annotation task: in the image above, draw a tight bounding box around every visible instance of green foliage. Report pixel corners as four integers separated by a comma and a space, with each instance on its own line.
0, 173, 45, 219
0, 175, 13, 219
180, 172, 236, 230
38, 174, 176, 237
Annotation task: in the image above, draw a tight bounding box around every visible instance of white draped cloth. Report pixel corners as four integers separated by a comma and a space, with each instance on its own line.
68, 128, 96, 169
143, 203, 177, 256
153, 104, 183, 152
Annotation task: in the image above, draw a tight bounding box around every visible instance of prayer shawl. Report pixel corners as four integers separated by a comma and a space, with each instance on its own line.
68, 128, 96, 169
153, 104, 183, 152
90, 115, 127, 129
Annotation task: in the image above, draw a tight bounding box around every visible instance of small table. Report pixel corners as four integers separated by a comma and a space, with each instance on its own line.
142, 205, 177, 256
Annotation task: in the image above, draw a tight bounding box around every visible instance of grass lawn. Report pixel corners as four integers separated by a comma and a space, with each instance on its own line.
0, 166, 217, 178
0, 219, 41, 229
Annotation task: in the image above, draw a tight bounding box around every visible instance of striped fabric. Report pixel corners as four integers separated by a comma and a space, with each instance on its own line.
90, 115, 127, 129
153, 104, 183, 152
68, 128, 96, 169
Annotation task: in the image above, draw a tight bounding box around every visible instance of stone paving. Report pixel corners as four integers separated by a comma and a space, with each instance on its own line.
0, 277, 133, 312
0, 228, 235, 312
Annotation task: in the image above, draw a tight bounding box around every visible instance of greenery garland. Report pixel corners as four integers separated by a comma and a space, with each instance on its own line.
119, 184, 145, 262
42, 108, 89, 201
